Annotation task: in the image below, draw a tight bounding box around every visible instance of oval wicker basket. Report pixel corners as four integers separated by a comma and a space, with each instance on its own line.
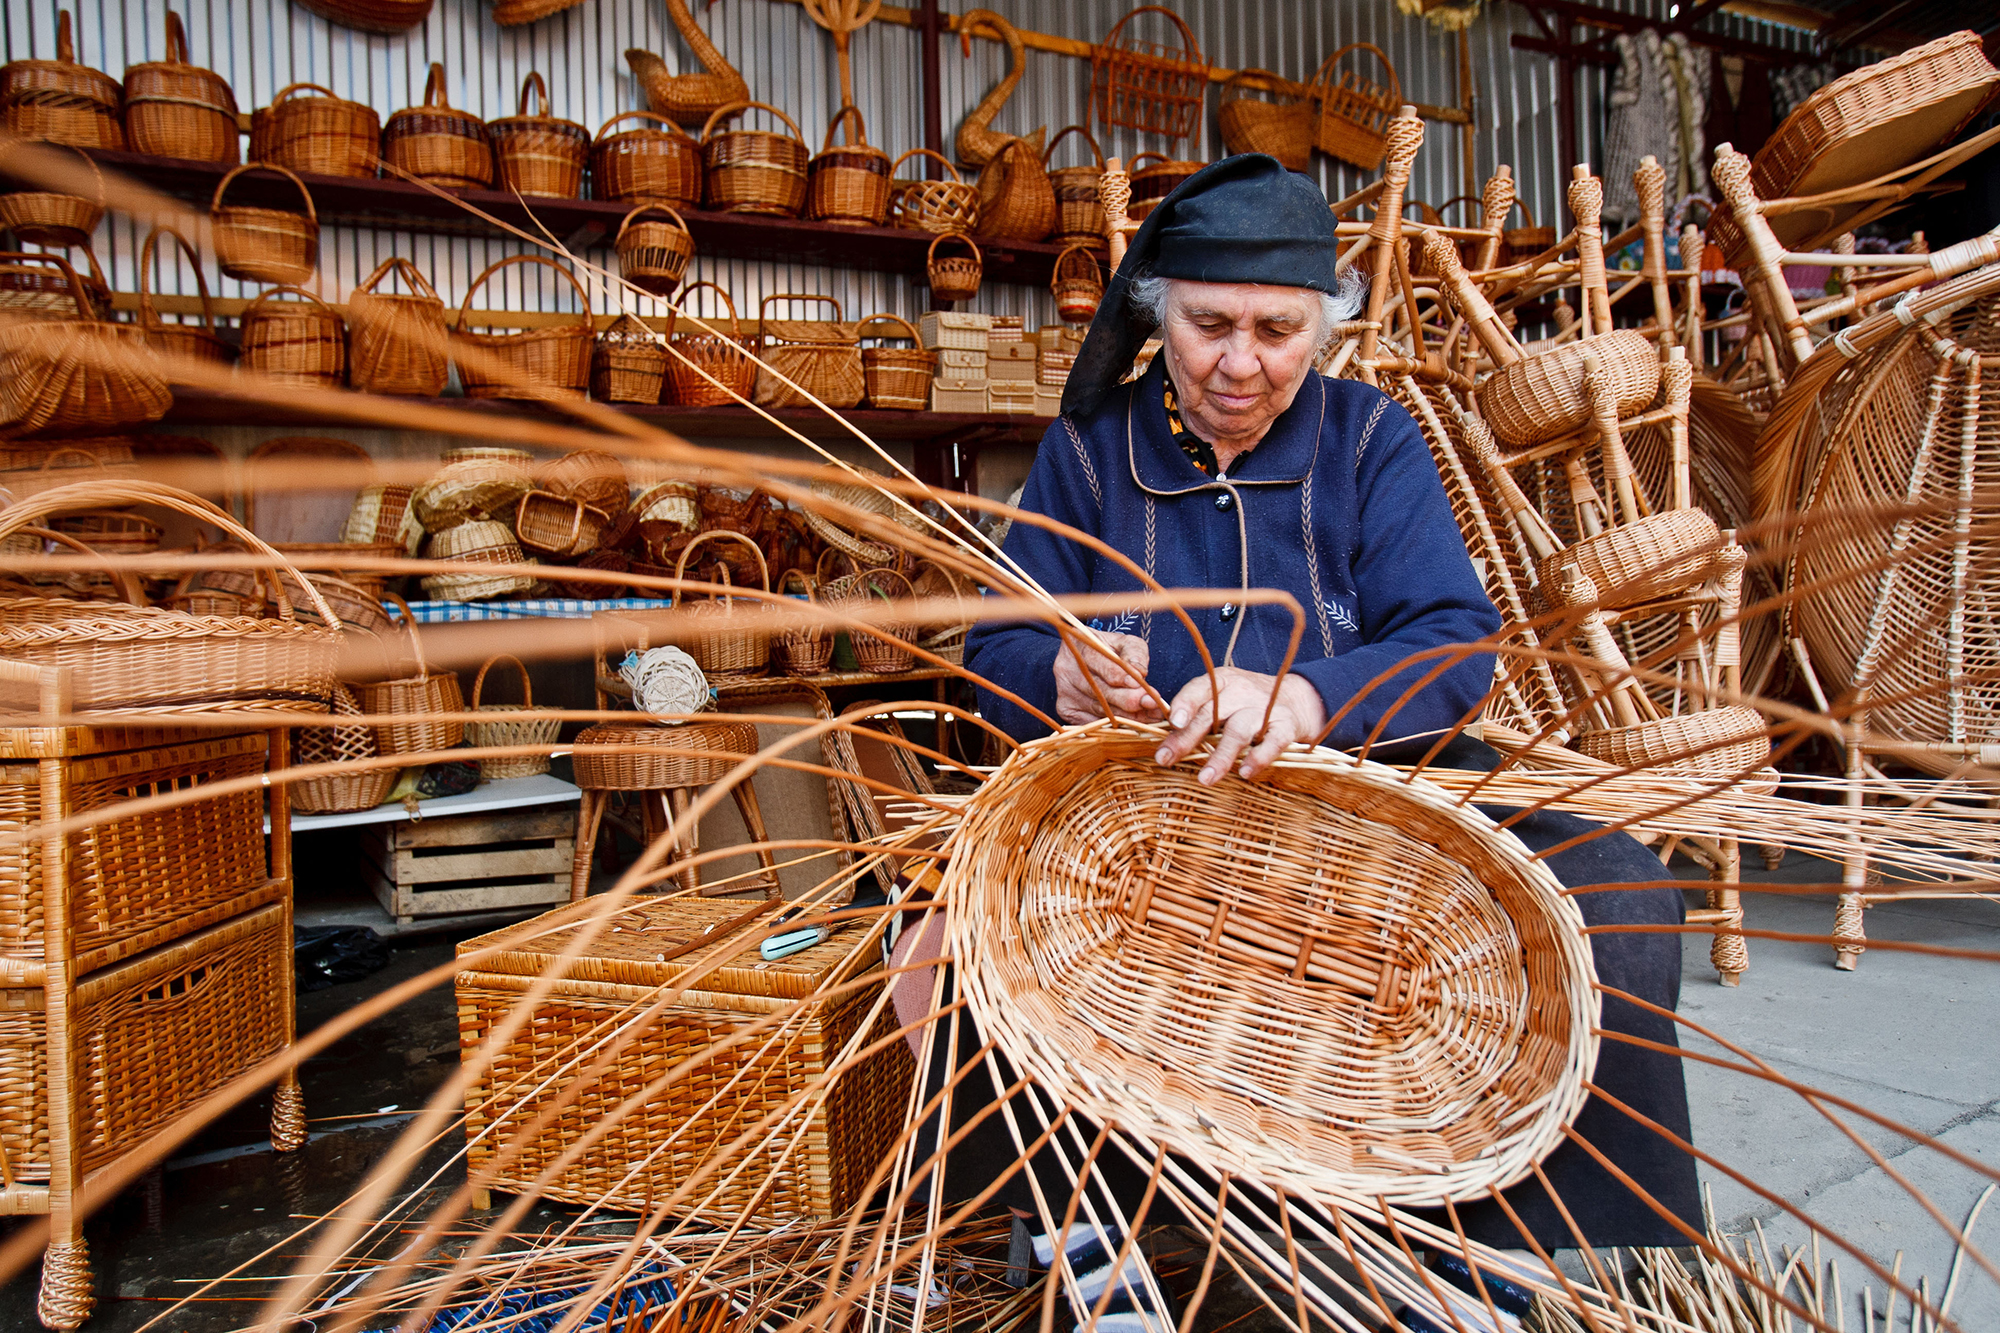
663, 280, 757, 406
1, 11, 124, 150
537, 449, 630, 517
701, 100, 809, 217
806, 105, 891, 227
591, 109, 702, 208
515, 489, 610, 558
490, 72, 589, 199
859, 314, 934, 412
293, 682, 398, 814
347, 257, 448, 398
947, 724, 1597, 1205
465, 654, 559, 780
774, 567, 831, 675
353, 592, 466, 754
1572, 706, 1771, 779
0, 139, 103, 246
822, 565, 915, 672
1043, 125, 1107, 250
974, 136, 1056, 243
590, 313, 668, 405
1126, 151, 1203, 222
343, 483, 422, 554
238, 285, 346, 390
138, 226, 233, 376
410, 457, 533, 533
1219, 67, 1311, 171
754, 293, 864, 410
421, 519, 534, 602
253, 82, 379, 179
1538, 507, 1724, 613
672, 530, 770, 675
211, 163, 319, 286
1477, 328, 1662, 449
615, 202, 695, 297
383, 63, 494, 190
452, 254, 594, 401
122, 12, 239, 164
926, 233, 982, 304
887, 148, 978, 234
0, 253, 171, 439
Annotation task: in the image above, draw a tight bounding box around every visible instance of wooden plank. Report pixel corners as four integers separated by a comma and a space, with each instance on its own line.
386, 842, 573, 886
390, 878, 570, 918
388, 808, 575, 851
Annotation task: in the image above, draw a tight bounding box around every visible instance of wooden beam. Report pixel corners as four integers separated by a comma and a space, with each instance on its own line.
1507, 0, 1807, 63
1512, 35, 1618, 66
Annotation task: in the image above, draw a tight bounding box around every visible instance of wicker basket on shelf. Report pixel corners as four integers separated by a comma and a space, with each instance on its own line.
1089, 6, 1208, 140
754, 293, 863, 410
614, 203, 694, 297
294, 683, 397, 814
410, 457, 533, 533
278, 571, 397, 631
348, 257, 449, 398
352, 593, 466, 754
122, 11, 238, 163
672, 530, 770, 675
440, 445, 534, 467
537, 449, 629, 516
0, 139, 103, 246
421, 520, 535, 602
662, 281, 755, 405
383, 62, 493, 190
0, 239, 106, 319
590, 314, 668, 404
138, 226, 233, 374
773, 567, 831, 675
859, 314, 934, 412
888, 149, 978, 234
806, 106, 892, 227
515, 489, 611, 558
0, 253, 171, 439
1052, 245, 1104, 325
1, 11, 124, 149
238, 286, 345, 390
634, 479, 698, 557
1311, 43, 1401, 172
823, 565, 915, 673
1126, 152, 1202, 222
452, 255, 594, 401
489, 72, 589, 199
926, 234, 981, 303
466, 653, 559, 779
701, 100, 810, 217
1044, 126, 1107, 250
253, 82, 379, 178
1220, 68, 1312, 170
0, 443, 137, 502
592, 110, 702, 208
909, 557, 973, 663
1502, 199, 1558, 264
975, 137, 1056, 243
343, 483, 422, 554
210, 163, 318, 285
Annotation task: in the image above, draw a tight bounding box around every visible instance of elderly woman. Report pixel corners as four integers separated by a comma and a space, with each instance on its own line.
950, 157, 1698, 1325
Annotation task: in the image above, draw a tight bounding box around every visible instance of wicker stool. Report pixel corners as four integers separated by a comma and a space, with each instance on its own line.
569, 721, 781, 899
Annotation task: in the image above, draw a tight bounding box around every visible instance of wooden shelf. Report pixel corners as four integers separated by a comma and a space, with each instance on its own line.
85, 149, 1071, 288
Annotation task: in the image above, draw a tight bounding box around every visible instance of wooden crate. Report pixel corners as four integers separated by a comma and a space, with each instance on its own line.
362, 807, 575, 924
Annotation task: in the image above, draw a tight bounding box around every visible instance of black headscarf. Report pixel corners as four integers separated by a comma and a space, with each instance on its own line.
1060, 154, 1342, 419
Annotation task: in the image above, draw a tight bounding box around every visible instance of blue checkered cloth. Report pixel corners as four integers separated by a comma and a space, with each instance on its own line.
393, 598, 679, 623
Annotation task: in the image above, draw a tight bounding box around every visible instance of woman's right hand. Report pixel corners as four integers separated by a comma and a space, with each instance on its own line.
1053, 631, 1164, 725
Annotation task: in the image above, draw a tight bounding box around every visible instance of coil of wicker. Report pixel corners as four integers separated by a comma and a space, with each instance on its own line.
806, 106, 892, 227
1476, 328, 1661, 449
753, 293, 864, 410
1219, 68, 1312, 171
701, 100, 810, 217
1, 11, 124, 149
252, 83, 380, 179
536, 449, 630, 517
346, 257, 448, 397
421, 520, 535, 603
671, 530, 770, 675
773, 567, 831, 675
488, 72, 589, 199
452, 255, 594, 401
410, 457, 533, 533
823, 565, 916, 672
1311, 43, 1401, 171
948, 722, 1597, 1204
465, 654, 559, 779
0, 253, 171, 439
926, 234, 981, 304
210, 163, 318, 286
662, 281, 757, 406
383, 63, 494, 190
514, 489, 611, 559
589, 314, 667, 405
0, 140, 103, 246
1125, 152, 1203, 223
801, 469, 924, 570
351, 592, 467, 754
591, 110, 702, 209
887, 148, 978, 234
1051, 245, 1104, 325
343, 483, 423, 554
1572, 706, 1772, 779
237, 286, 345, 390
137, 226, 233, 375
293, 683, 397, 814
974, 136, 1056, 243
859, 314, 935, 412
1089, 6, 1208, 140
1043, 126, 1107, 251
614, 203, 694, 297
122, 12, 238, 163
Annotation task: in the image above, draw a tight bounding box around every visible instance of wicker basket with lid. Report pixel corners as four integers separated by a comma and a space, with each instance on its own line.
122, 11, 238, 163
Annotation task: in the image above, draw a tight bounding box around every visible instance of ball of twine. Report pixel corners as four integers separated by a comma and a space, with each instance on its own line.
618, 646, 711, 721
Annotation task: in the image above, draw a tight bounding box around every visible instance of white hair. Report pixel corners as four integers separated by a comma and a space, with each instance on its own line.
1126, 264, 1363, 355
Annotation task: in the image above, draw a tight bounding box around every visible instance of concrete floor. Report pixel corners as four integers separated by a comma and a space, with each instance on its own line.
2, 854, 1995, 1331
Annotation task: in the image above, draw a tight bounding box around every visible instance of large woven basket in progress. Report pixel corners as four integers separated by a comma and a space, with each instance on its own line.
946, 724, 1597, 1206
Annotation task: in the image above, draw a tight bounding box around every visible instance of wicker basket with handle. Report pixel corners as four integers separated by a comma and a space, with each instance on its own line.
294, 682, 397, 813
536, 449, 629, 517
410, 457, 532, 534
1, 10, 124, 149
122, 11, 238, 164
859, 314, 934, 412
1052, 245, 1103, 325
238, 285, 345, 390
822, 565, 915, 672
806, 105, 892, 227
515, 489, 610, 558
347, 257, 449, 398
615, 203, 694, 297
672, 530, 771, 675
421, 519, 535, 602
754, 293, 863, 410
663, 281, 757, 406
774, 567, 831, 675
1311, 43, 1401, 171
701, 100, 810, 217
1220, 68, 1312, 170
252, 82, 379, 179
1089, 6, 1207, 140
1502, 198, 1558, 264
489, 72, 589, 199
1571, 705, 1771, 779
0, 238, 106, 319
974, 136, 1056, 243
352, 592, 466, 755
452, 255, 594, 402
0, 253, 171, 439
887, 148, 978, 234
1043, 126, 1107, 250
1126, 151, 1202, 222
926, 234, 981, 304
466, 653, 559, 779
210, 163, 318, 286
590, 314, 667, 405
0, 139, 103, 246
634, 479, 698, 561
383, 62, 494, 190
591, 110, 701, 208
138, 226, 232, 375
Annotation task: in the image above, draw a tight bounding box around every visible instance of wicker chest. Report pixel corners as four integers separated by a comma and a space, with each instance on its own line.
457, 896, 913, 1222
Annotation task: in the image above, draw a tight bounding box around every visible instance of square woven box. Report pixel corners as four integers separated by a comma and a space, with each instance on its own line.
919, 311, 992, 351
988, 383, 1038, 414
988, 341, 1037, 362
1035, 386, 1064, 416
936, 348, 987, 373
933, 385, 989, 412
988, 358, 1037, 383
457, 896, 913, 1221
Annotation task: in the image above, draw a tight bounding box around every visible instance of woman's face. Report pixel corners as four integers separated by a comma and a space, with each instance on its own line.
1159, 280, 1324, 454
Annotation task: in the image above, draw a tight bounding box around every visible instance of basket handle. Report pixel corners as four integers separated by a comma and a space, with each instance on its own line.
456, 254, 592, 331
55, 9, 73, 64
1312, 43, 1402, 110
614, 201, 688, 244
471, 653, 533, 709
138, 226, 218, 335
671, 529, 769, 603
1509, 198, 1538, 229
19, 525, 147, 606
421, 61, 450, 110
856, 312, 920, 344
1101, 6, 1204, 66
211, 163, 318, 226
759, 292, 843, 324
163, 10, 189, 64
1438, 195, 1482, 225
1053, 243, 1102, 281
777, 567, 816, 597
1042, 124, 1104, 169
1223, 67, 1296, 101
889, 147, 962, 183
700, 100, 803, 145
926, 232, 980, 265
822, 104, 870, 151
1402, 200, 1442, 225
0, 250, 91, 321
241, 283, 341, 326
379, 590, 431, 679
517, 70, 550, 118
355, 256, 441, 304
673, 279, 743, 338
593, 109, 693, 144
1128, 152, 1172, 170
269, 82, 342, 107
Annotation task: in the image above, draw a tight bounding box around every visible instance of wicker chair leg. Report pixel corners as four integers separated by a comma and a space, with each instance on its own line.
37, 1239, 93, 1329
1833, 893, 1868, 971
665, 787, 700, 894
271, 1075, 308, 1152
1708, 838, 1747, 986
1760, 843, 1785, 871
571, 790, 607, 902
727, 780, 784, 899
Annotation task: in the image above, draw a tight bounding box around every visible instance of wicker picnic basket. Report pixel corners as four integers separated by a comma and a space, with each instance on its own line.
1089, 6, 1207, 140
410, 457, 532, 533
515, 489, 610, 558
773, 567, 831, 675
801, 470, 923, 570
1477, 329, 1662, 449
0, 481, 343, 714
489, 72, 589, 198
1044, 126, 1107, 250
1, 10, 124, 149
536, 449, 629, 516
591, 110, 702, 208
590, 314, 667, 404
352, 592, 465, 754
137, 226, 233, 374
806, 106, 892, 227
383, 63, 494, 190
859, 314, 934, 412
1220, 68, 1312, 170
210, 163, 319, 286
0, 254, 171, 438
0, 139, 102, 247
887, 148, 978, 234
1311, 44, 1401, 172
452, 255, 594, 401
293, 683, 396, 813
465, 653, 559, 779
421, 519, 534, 602
663, 281, 756, 406
947, 725, 1596, 1203
343, 483, 422, 554
975, 137, 1056, 243
238, 286, 345, 390
924, 233, 982, 304
701, 100, 809, 217
1126, 152, 1202, 222
347, 257, 449, 397
1052, 245, 1104, 325
122, 11, 238, 163
294, 0, 433, 35
754, 293, 864, 410
614, 203, 695, 297
253, 83, 379, 179
672, 530, 770, 674
823, 565, 914, 672
1572, 706, 1771, 779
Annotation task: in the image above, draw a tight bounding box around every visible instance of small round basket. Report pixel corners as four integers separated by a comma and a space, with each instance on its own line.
0, 140, 103, 246
591, 110, 702, 209
700, 100, 809, 217
421, 519, 534, 602
383, 62, 494, 190
122, 12, 239, 164
671, 530, 770, 675
822, 565, 915, 672
859, 314, 935, 412
210, 163, 318, 286
662, 281, 756, 406
591, 313, 668, 405
888, 148, 978, 234
1052, 244, 1104, 325
926, 233, 982, 304
1571, 706, 1771, 779
237, 286, 345, 390
293, 683, 398, 815
536, 449, 630, 517
1477, 328, 1661, 450
488, 71, 589, 198
806, 105, 891, 227
614, 203, 695, 297
466, 653, 559, 779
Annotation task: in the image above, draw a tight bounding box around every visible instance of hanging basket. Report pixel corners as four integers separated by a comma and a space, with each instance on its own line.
293, 0, 434, 35
806, 105, 892, 227
591, 109, 702, 208
663, 280, 756, 406
138, 226, 233, 375
352, 593, 467, 754
0, 139, 103, 246
1052, 244, 1104, 325
614, 202, 695, 297
1089, 6, 1208, 141
822, 565, 915, 673
489, 72, 590, 199
671, 530, 770, 675
466, 654, 560, 779
294, 684, 397, 814
754, 293, 863, 410
0, 253, 170, 439
383, 62, 494, 190
421, 520, 535, 602
515, 489, 611, 558
1220, 68, 1312, 171
252, 82, 379, 179
1126, 152, 1203, 222
974, 136, 1056, 243
1044, 126, 1108, 250
348, 257, 449, 398
887, 148, 979, 234
926, 233, 982, 303
452, 254, 594, 401
859, 313, 935, 412
700, 100, 809, 217
238, 285, 345, 390
210, 163, 319, 286
590, 314, 668, 405
1311, 43, 1402, 172
122, 11, 239, 164
1, 11, 124, 150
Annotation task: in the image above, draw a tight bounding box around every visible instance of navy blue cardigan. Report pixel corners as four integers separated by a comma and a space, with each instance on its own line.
965, 362, 1502, 747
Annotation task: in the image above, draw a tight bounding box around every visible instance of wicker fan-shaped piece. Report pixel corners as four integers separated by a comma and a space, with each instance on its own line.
800, 469, 927, 570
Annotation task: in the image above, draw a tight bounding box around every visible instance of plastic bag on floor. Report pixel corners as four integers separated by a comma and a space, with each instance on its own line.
294, 925, 391, 993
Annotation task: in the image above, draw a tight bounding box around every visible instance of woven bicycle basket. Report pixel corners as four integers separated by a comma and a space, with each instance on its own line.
859, 314, 934, 411
0, 140, 103, 246
671, 530, 770, 675
489, 72, 589, 199
1, 11, 124, 149
701, 100, 809, 217
887, 149, 978, 234
383, 62, 494, 190
663, 281, 757, 406
347, 257, 449, 397
591, 110, 702, 208
293, 683, 396, 814
1089, 6, 1208, 140
465, 653, 558, 779
1476, 328, 1661, 449
946, 723, 1597, 1205
253, 82, 379, 179
352, 592, 465, 755
122, 11, 239, 163
452, 255, 593, 402
210, 163, 318, 286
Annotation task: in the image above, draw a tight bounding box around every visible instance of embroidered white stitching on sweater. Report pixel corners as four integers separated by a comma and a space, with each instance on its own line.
1301, 468, 1335, 656
1063, 416, 1102, 507
1141, 494, 1156, 642
1355, 395, 1389, 466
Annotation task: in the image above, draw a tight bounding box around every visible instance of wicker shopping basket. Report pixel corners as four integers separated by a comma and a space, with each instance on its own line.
252, 83, 379, 179
122, 11, 238, 163
1, 10, 124, 149
348, 257, 449, 397
465, 653, 559, 779
515, 489, 610, 559
663, 281, 757, 406
0, 139, 102, 246
822, 565, 915, 672
210, 163, 319, 286
1311, 44, 1401, 172
1043, 126, 1107, 251
672, 530, 771, 675
536, 448, 629, 517
701, 100, 810, 217
452, 255, 594, 401
806, 105, 892, 227
238, 285, 345, 390
1052, 244, 1104, 325
137, 226, 233, 375
754, 293, 863, 410
615, 203, 695, 297
383, 62, 494, 190
1126, 152, 1202, 223
1089, 6, 1208, 140
859, 314, 934, 411
926, 233, 981, 304
352, 592, 466, 754
590, 313, 668, 405
773, 567, 831, 675
1220, 68, 1312, 171
293, 682, 398, 814
490, 72, 589, 199
591, 110, 702, 209
887, 148, 978, 234
0, 253, 171, 439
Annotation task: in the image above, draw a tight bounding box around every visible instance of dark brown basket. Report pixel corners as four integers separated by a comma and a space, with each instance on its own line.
489, 72, 589, 199
121, 12, 238, 164
927, 233, 981, 303
237, 285, 345, 390
590, 314, 668, 405
253, 82, 379, 179
615, 203, 695, 297
663, 280, 756, 406
0, 140, 104, 247
211, 163, 319, 286
1, 11, 124, 150
138, 226, 233, 376
383, 62, 493, 190
806, 105, 891, 227
1089, 6, 1208, 140
700, 100, 809, 217
591, 110, 702, 208
292, 0, 433, 34
452, 254, 593, 402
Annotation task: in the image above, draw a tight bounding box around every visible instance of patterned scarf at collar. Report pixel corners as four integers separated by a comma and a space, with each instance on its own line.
1163, 378, 1220, 479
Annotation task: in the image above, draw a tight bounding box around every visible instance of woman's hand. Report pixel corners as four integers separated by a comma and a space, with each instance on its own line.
1053, 631, 1165, 725
1155, 668, 1327, 783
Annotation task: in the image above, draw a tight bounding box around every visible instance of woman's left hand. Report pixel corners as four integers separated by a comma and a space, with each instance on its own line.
1154, 668, 1327, 784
